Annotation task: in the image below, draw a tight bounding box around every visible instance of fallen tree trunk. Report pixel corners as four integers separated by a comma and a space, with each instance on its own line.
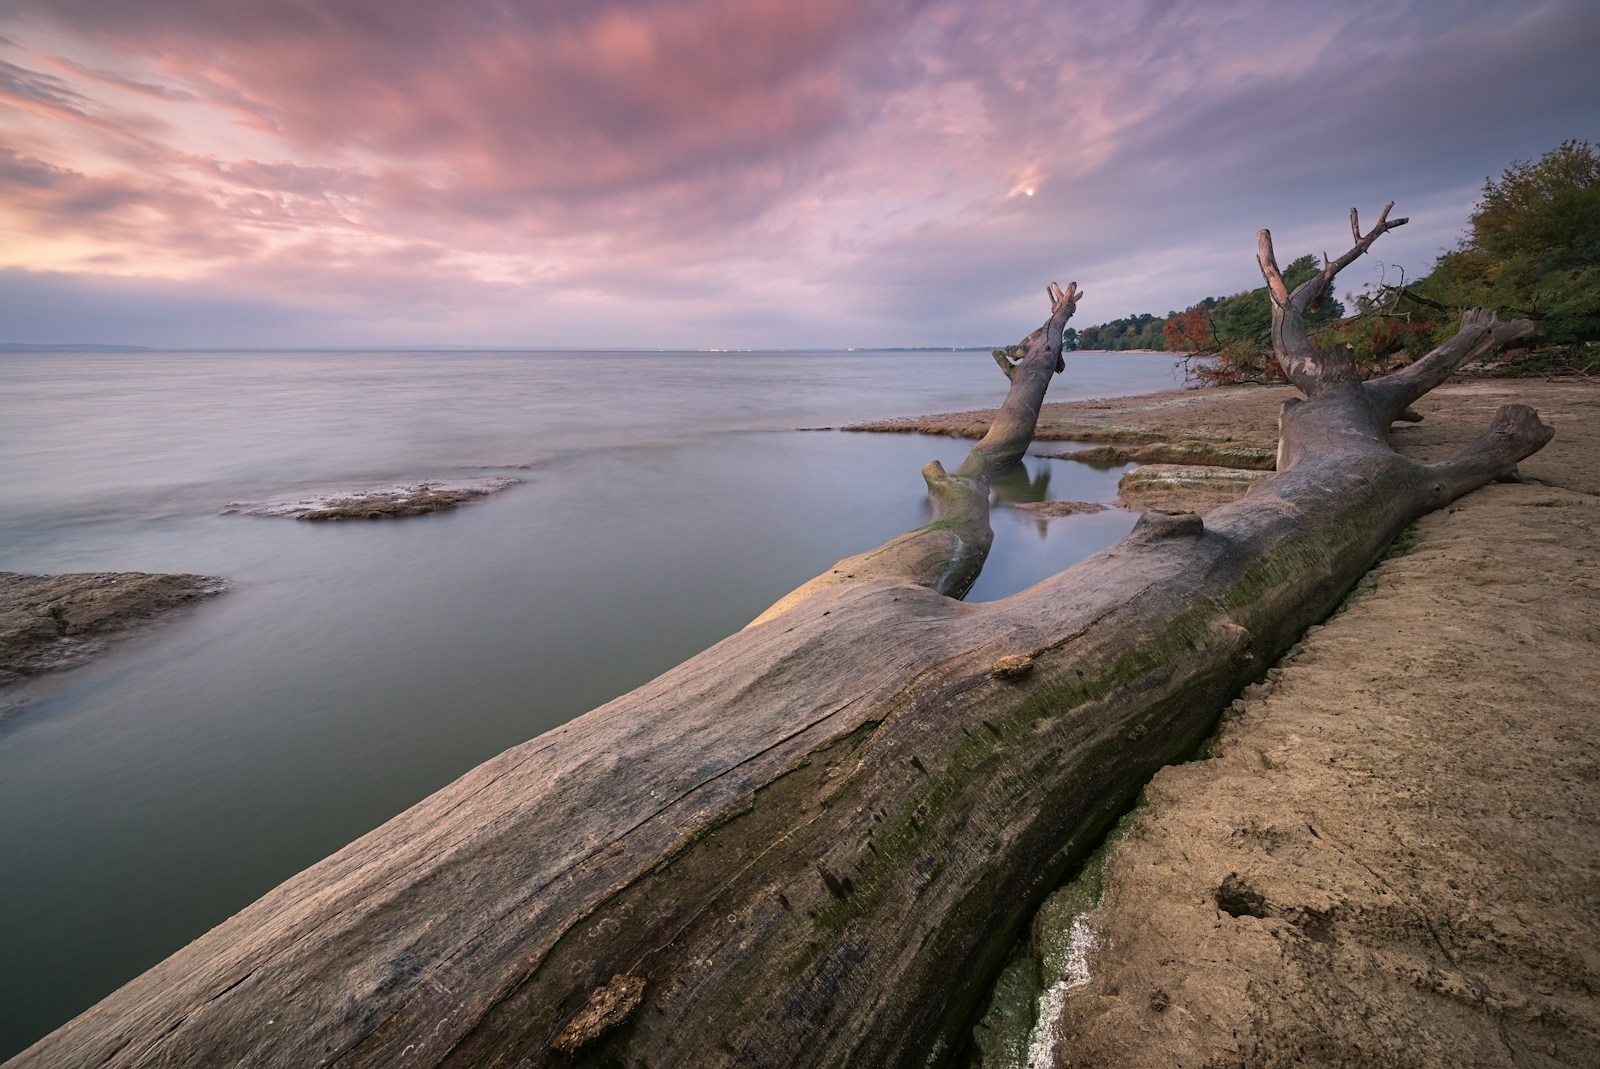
10, 211, 1552, 1069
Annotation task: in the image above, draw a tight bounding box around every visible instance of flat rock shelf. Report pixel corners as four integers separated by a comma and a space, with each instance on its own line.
225, 476, 521, 521
0, 571, 227, 711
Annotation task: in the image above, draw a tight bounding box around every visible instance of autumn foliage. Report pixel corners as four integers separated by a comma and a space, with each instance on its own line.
1161, 306, 1215, 353
1066, 138, 1600, 385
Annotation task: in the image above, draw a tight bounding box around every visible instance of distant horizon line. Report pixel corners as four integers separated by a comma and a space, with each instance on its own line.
0, 342, 1011, 354
0, 342, 1168, 355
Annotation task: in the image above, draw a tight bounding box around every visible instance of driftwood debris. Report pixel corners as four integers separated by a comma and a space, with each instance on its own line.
8, 210, 1552, 1069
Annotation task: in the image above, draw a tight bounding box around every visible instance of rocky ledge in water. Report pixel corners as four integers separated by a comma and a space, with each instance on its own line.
1009, 500, 1109, 518
1, 571, 228, 697
1116, 464, 1267, 515
226, 477, 521, 521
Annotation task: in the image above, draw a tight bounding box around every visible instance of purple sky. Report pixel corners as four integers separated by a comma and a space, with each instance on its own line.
1, 0, 1595, 348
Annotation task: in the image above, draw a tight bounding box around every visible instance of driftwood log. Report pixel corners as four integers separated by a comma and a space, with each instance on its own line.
9, 210, 1551, 1069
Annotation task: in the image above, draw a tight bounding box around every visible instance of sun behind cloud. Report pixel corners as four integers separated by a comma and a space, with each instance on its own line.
0, 0, 1595, 347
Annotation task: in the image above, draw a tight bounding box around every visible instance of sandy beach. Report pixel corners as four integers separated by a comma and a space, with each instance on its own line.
874, 379, 1600, 1067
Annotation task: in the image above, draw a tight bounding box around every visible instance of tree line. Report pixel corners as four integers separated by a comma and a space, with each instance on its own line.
1067, 138, 1599, 382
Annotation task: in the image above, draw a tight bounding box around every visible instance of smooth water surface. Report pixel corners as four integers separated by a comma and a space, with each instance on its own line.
0, 348, 1183, 1055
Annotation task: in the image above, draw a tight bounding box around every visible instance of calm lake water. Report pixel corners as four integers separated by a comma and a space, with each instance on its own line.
0, 347, 1183, 1056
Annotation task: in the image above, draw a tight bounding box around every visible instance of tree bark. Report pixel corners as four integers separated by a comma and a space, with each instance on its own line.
8, 216, 1552, 1069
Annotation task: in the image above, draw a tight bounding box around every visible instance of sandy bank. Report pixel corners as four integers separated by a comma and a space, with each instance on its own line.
1, 572, 227, 712
1045, 384, 1600, 1067
1049, 475, 1600, 1067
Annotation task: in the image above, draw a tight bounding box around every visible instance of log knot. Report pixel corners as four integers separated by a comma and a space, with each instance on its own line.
1129, 509, 1204, 542
552, 973, 646, 1053
988, 653, 1035, 680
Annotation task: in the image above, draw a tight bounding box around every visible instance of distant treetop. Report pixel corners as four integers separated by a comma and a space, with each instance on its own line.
1068, 137, 1599, 381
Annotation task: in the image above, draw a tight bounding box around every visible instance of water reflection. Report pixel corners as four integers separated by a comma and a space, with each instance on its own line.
0, 350, 1181, 1058
991, 461, 1052, 506
1035, 443, 1131, 470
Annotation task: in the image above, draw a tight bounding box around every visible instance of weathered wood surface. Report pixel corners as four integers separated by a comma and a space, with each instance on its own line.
9, 214, 1552, 1069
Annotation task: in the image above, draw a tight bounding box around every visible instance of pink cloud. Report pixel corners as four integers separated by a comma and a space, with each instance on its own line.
43, 53, 199, 103
9, 1, 924, 211
1, 0, 1596, 347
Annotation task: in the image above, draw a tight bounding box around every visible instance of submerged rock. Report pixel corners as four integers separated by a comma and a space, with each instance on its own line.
227, 477, 521, 521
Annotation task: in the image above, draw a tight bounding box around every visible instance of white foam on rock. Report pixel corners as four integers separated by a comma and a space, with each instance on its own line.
225, 477, 521, 520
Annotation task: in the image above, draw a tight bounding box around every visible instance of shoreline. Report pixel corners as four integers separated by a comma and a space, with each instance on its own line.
865, 379, 1599, 1066
846, 384, 1286, 450
849, 384, 1293, 515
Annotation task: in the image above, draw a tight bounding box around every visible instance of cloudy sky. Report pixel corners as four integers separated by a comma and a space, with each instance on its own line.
1, 0, 1594, 348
